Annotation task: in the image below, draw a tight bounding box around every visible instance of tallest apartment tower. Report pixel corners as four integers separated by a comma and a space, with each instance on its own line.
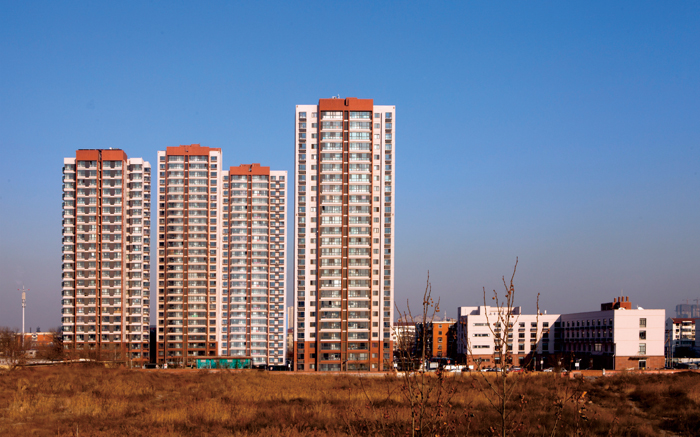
294, 97, 395, 371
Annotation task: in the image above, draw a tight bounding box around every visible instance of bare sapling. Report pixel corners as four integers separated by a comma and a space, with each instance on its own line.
392, 272, 460, 437
465, 258, 541, 437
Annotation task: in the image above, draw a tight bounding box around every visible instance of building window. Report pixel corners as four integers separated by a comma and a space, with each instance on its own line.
639, 330, 646, 340
299, 112, 306, 120
639, 343, 646, 354
639, 318, 647, 328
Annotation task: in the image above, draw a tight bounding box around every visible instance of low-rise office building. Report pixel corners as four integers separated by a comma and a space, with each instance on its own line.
560, 297, 665, 370
456, 297, 666, 370
456, 306, 560, 368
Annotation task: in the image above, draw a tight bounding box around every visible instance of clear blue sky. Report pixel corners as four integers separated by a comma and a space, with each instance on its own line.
1, 1, 699, 330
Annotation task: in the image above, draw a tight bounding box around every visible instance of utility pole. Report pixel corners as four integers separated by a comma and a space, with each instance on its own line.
18, 286, 28, 346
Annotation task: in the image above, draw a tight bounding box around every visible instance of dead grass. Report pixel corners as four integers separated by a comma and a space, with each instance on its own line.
0, 366, 698, 436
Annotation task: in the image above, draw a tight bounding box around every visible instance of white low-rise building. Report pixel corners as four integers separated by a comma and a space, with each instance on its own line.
560, 296, 665, 370
456, 296, 666, 370
456, 305, 560, 368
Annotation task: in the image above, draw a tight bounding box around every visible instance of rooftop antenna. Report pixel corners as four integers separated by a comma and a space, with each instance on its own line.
18, 286, 28, 344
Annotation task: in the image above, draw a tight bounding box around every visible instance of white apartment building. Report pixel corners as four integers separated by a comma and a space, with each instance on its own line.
392, 321, 416, 352
221, 164, 287, 366
456, 306, 560, 368
666, 317, 697, 349
294, 97, 395, 372
156, 145, 286, 366
61, 149, 151, 363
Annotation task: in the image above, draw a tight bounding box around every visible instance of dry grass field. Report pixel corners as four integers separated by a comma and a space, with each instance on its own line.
0, 365, 699, 436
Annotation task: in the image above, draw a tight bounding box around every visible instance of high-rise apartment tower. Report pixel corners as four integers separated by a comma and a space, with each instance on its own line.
222, 164, 287, 365
157, 145, 224, 364
61, 149, 152, 363
294, 97, 395, 371
156, 145, 287, 366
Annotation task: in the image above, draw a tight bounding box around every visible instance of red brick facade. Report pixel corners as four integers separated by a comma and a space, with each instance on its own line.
614, 355, 664, 370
